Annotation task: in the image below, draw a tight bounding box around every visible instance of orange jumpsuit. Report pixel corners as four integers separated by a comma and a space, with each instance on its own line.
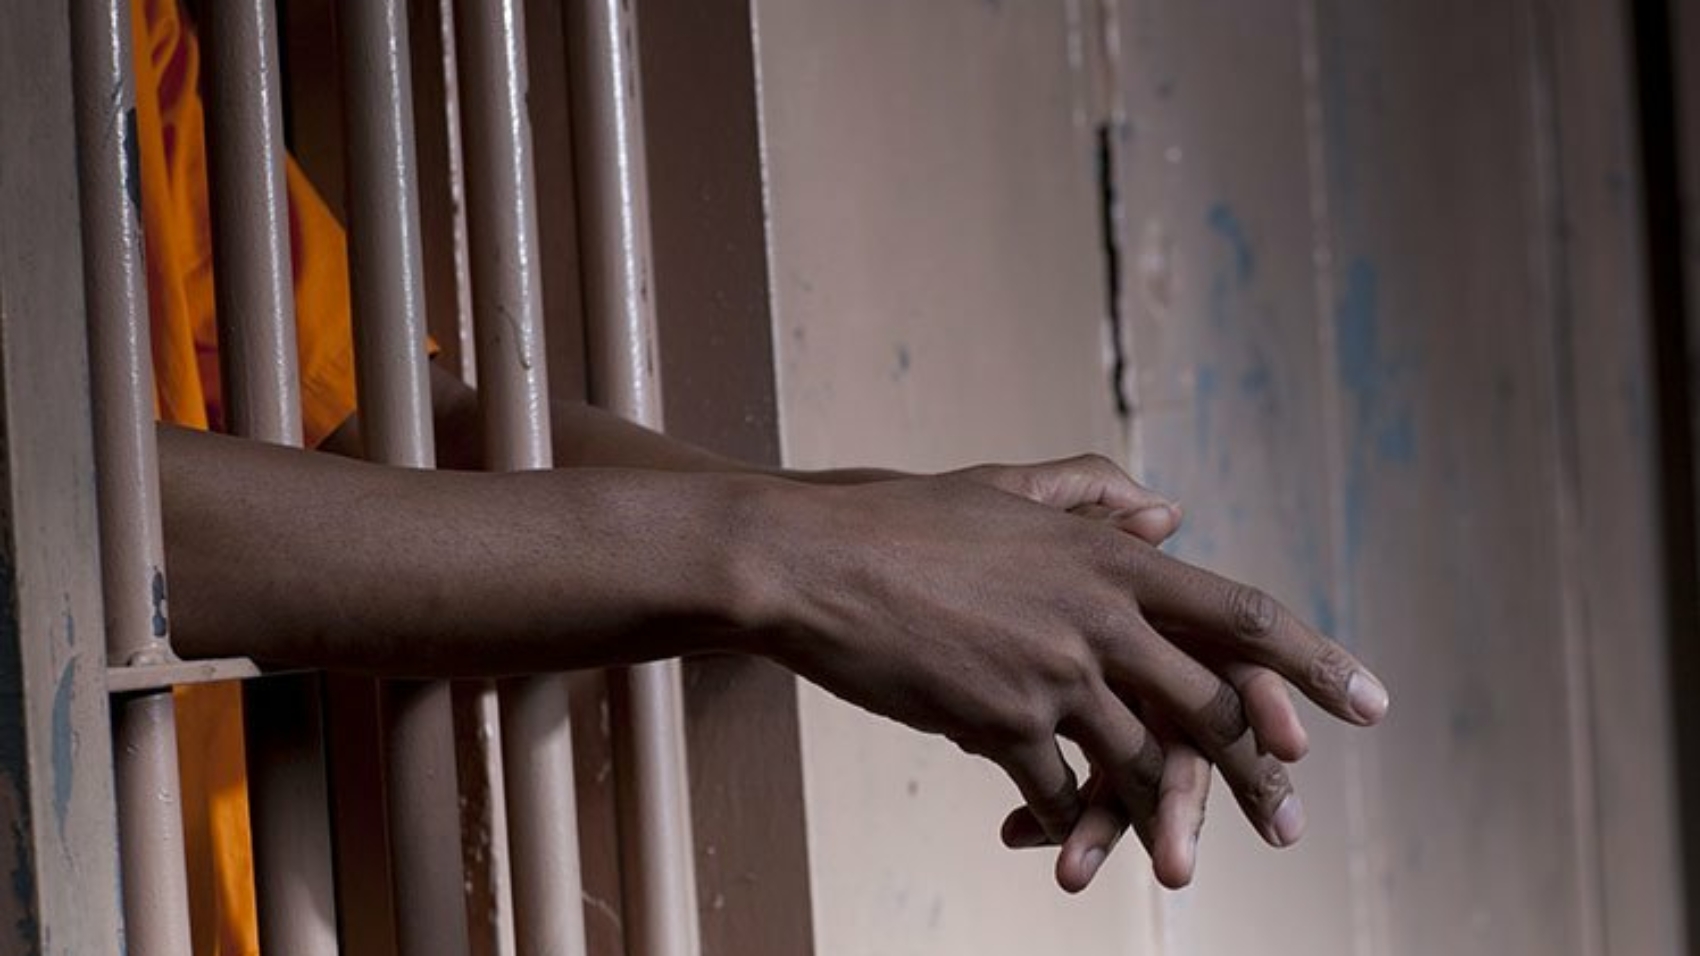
132, 0, 361, 951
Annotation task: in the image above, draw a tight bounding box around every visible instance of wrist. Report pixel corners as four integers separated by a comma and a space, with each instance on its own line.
715, 474, 840, 660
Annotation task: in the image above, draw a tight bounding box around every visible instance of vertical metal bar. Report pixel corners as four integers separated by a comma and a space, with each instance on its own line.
199, 3, 340, 954
632, 0, 817, 950
567, 3, 701, 954
451, 2, 588, 954
413, 0, 480, 387
522, 5, 630, 953
338, 2, 475, 954
405, 4, 514, 951
69, 0, 194, 953
0, 3, 124, 952
450, 684, 519, 956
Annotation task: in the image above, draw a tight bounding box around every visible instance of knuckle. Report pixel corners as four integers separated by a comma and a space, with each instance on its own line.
1306, 644, 1357, 701
1246, 762, 1292, 815
1227, 584, 1281, 643
1077, 452, 1116, 474
1195, 683, 1249, 746
997, 706, 1055, 749
1039, 642, 1103, 698
1028, 775, 1081, 819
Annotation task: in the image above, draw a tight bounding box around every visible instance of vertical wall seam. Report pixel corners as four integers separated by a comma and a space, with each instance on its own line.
1520, 2, 1610, 953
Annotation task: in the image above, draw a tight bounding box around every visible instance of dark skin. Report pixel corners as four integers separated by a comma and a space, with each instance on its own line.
162, 364, 1387, 893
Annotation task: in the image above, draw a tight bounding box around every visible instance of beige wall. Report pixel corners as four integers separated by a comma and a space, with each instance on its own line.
755, 1, 1682, 955
755, 2, 1156, 954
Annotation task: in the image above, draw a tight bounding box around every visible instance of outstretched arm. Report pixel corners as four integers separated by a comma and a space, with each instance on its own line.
162, 423, 1386, 891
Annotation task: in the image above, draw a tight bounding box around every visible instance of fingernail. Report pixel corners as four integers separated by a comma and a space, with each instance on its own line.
1080, 847, 1107, 884
1270, 794, 1306, 847
1347, 671, 1390, 723
1123, 505, 1179, 538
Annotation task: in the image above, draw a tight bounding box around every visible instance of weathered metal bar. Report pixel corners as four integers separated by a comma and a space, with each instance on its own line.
106, 658, 268, 694
633, 0, 817, 950
450, 683, 519, 956
69, 0, 194, 952
411, 2, 513, 949
521, 3, 629, 951
198, 2, 340, 953
0, 4, 125, 953
338, 1, 473, 952
566, 3, 701, 954
413, 0, 480, 387
451, 1, 588, 954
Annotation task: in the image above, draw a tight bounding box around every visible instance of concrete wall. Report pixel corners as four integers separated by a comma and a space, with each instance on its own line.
756, 1, 1683, 955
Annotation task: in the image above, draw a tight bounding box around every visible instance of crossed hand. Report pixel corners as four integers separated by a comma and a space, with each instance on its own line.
973, 457, 1386, 891
763, 455, 1388, 895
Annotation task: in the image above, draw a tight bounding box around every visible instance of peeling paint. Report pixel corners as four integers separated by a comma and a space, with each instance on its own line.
1194, 364, 1219, 454
1206, 203, 1256, 286
1335, 258, 1420, 567
150, 568, 168, 638
50, 660, 76, 845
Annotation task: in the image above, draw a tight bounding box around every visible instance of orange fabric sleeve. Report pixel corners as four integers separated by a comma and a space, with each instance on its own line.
135, 0, 360, 448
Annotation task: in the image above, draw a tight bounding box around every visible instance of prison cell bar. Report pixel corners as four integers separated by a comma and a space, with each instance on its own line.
69, 0, 195, 953
407, 2, 524, 952
198, 1, 341, 953
567, 2, 704, 954
0, 5, 125, 950
452, 1, 591, 954
337, 1, 478, 953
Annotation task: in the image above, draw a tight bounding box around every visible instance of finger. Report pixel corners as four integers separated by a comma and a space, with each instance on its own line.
1101, 621, 1302, 847
1056, 775, 1134, 893
993, 737, 1083, 844
999, 803, 1053, 850
987, 455, 1180, 527
1147, 720, 1210, 889
1062, 690, 1163, 852
1071, 501, 1183, 547
1217, 659, 1309, 762
1127, 544, 1390, 725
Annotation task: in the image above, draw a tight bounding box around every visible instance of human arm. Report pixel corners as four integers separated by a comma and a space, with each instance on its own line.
316, 364, 1355, 887
161, 423, 1384, 874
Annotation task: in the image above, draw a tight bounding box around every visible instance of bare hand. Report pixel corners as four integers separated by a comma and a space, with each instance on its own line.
753, 455, 1388, 889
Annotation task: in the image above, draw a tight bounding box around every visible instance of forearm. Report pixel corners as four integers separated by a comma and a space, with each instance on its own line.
160, 424, 777, 675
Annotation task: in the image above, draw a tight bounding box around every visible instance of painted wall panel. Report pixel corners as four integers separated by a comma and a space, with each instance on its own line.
1112, 3, 1366, 953
756, 2, 1154, 954
758, 0, 1683, 954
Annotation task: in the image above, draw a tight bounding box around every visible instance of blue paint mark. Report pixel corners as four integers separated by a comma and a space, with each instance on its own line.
1238, 360, 1273, 398
1334, 258, 1420, 568
1336, 261, 1382, 397
151, 568, 168, 638
51, 661, 76, 845
1206, 204, 1256, 285
1375, 409, 1415, 463
1194, 365, 1219, 455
